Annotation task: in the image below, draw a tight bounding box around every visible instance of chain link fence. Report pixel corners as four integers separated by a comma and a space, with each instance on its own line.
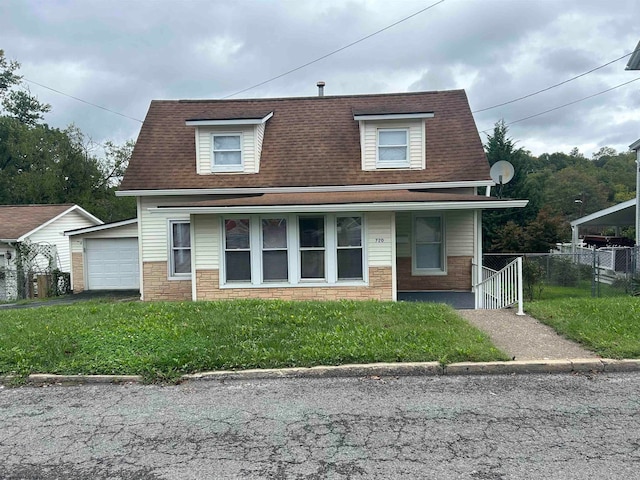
0, 242, 71, 302
484, 245, 640, 301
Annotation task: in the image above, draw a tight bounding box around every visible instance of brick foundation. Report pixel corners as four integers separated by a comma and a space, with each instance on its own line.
143, 261, 192, 301
71, 252, 85, 293
194, 266, 393, 301
396, 256, 472, 291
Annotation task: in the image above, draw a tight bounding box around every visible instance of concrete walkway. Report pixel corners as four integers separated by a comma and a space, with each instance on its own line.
456, 309, 598, 361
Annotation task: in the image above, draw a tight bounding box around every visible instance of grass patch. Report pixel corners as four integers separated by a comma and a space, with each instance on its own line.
531, 281, 627, 301
526, 297, 640, 358
0, 299, 507, 382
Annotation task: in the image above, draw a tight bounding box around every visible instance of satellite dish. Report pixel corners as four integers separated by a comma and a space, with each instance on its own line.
490, 161, 515, 185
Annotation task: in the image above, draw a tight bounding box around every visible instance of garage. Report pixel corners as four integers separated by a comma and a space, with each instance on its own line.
65, 219, 139, 293
85, 238, 139, 290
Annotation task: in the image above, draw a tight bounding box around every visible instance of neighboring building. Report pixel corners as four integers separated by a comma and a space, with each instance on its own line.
65, 218, 139, 293
0, 204, 101, 300
117, 89, 527, 304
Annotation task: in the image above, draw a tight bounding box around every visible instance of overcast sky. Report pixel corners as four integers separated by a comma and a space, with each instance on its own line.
1, 0, 639, 158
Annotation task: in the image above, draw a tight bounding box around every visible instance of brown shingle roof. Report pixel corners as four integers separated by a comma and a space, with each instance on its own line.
0, 204, 75, 241
121, 90, 490, 192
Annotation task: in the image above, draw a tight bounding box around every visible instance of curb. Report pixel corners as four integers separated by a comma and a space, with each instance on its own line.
2, 359, 640, 386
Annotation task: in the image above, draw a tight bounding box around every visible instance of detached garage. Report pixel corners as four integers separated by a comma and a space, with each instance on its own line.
65, 219, 139, 293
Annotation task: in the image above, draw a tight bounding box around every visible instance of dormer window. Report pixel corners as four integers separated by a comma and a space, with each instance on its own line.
353, 111, 434, 171
213, 133, 243, 172
377, 129, 409, 168
186, 112, 273, 175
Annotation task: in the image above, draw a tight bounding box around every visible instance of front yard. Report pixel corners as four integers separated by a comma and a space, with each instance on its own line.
0, 300, 508, 382
526, 296, 640, 358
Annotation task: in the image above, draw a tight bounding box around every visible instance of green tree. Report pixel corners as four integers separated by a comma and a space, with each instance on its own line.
483, 120, 537, 251
0, 49, 50, 125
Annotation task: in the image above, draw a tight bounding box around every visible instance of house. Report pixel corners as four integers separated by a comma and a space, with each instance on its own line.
0, 204, 102, 300
116, 89, 527, 305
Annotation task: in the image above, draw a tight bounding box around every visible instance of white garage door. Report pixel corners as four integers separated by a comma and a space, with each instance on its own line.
85, 238, 139, 290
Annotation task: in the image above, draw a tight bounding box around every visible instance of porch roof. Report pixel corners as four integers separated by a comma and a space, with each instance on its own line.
150, 190, 528, 214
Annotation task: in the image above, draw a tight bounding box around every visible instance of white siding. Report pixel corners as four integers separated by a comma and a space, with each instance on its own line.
366, 212, 394, 266
395, 210, 475, 258
194, 214, 220, 269
139, 196, 191, 262
361, 120, 424, 171
71, 239, 83, 254
196, 126, 258, 174
254, 122, 265, 173
75, 222, 138, 240
446, 210, 474, 256
27, 209, 99, 272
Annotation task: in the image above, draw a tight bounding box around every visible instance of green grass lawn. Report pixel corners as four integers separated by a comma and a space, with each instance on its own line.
0, 299, 508, 382
530, 281, 628, 301
526, 296, 640, 358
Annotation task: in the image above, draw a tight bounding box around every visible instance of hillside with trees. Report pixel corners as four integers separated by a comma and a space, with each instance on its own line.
0, 49, 135, 222
483, 121, 637, 253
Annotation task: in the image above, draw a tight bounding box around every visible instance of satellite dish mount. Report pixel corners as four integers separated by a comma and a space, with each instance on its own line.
489, 161, 515, 198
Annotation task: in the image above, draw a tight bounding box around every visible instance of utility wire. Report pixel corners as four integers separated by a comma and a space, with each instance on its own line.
23, 77, 144, 123
473, 47, 640, 114
479, 77, 640, 135
221, 0, 445, 99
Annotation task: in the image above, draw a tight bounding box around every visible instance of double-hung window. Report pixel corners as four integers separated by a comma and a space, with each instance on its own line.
224, 219, 251, 281
336, 216, 363, 280
170, 221, 191, 277
262, 218, 288, 282
413, 215, 445, 274
299, 216, 325, 280
212, 133, 242, 171
377, 129, 409, 168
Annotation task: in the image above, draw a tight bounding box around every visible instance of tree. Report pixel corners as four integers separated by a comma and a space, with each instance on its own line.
523, 208, 567, 252
483, 121, 537, 250
0, 49, 50, 125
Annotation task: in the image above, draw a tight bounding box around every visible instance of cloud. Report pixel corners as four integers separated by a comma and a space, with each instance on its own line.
0, 0, 639, 157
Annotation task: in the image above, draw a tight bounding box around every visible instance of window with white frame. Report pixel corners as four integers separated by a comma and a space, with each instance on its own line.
262, 218, 288, 282
299, 216, 325, 280
212, 133, 242, 171
336, 216, 363, 280
221, 214, 365, 286
224, 218, 251, 282
377, 128, 409, 168
170, 221, 191, 277
412, 215, 445, 274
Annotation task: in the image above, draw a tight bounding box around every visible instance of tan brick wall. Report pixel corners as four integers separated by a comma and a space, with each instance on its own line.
71, 252, 85, 294
143, 261, 192, 301
396, 256, 472, 291
194, 267, 393, 301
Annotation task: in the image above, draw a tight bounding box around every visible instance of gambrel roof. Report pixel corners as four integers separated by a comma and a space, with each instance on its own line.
120, 90, 490, 193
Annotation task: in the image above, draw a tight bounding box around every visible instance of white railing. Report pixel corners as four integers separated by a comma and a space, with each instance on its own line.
476, 257, 524, 315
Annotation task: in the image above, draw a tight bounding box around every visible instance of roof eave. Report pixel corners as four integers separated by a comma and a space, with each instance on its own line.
185, 112, 273, 126
570, 199, 637, 227
16, 205, 103, 242
65, 218, 137, 236
626, 41, 640, 70
149, 199, 528, 215
117, 180, 494, 197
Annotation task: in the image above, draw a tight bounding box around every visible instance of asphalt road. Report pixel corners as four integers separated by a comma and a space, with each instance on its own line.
1, 373, 640, 479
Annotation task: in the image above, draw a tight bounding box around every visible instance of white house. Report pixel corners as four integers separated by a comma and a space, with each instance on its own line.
0, 204, 102, 300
